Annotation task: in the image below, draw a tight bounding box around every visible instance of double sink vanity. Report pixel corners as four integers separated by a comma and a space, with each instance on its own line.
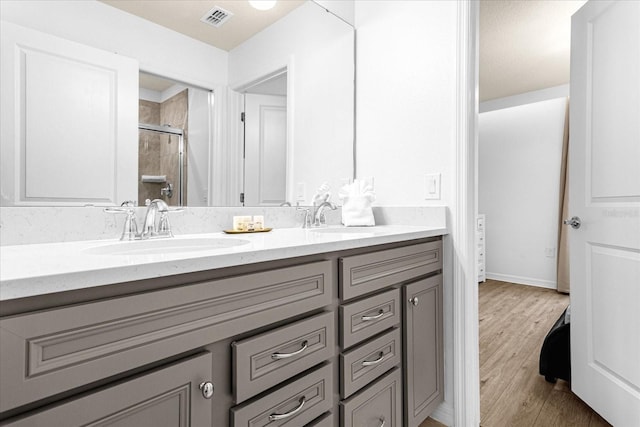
0, 223, 446, 426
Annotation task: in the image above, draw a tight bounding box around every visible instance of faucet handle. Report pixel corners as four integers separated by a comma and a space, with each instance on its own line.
104, 206, 139, 240
297, 207, 312, 229
121, 209, 139, 240
157, 211, 174, 238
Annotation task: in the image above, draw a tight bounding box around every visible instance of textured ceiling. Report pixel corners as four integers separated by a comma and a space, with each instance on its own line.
99, 0, 304, 52
479, 0, 587, 102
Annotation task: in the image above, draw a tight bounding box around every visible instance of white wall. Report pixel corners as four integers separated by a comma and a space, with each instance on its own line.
188, 89, 213, 207
354, 2, 460, 424
479, 96, 567, 288
0, 0, 228, 89
228, 1, 355, 205
355, 0, 457, 207
314, 0, 355, 25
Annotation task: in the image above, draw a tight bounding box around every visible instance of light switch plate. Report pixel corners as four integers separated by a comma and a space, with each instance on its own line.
296, 182, 306, 201
424, 173, 441, 200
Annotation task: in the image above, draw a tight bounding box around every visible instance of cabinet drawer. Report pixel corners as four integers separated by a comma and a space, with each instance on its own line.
340, 327, 401, 399
340, 241, 441, 301
233, 311, 335, 404
0, 352, 212, 427
0, 261, 332, 413
340, 367, 402, 427
306, 412, 333, 427
231, 363, 333, 427
340, 288, 400, 349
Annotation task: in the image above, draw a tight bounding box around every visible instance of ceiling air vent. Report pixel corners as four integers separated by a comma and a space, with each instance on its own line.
200, 6, 234, 28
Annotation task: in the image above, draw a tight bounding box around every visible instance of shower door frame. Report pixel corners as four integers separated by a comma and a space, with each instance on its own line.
138, 123, 185, 206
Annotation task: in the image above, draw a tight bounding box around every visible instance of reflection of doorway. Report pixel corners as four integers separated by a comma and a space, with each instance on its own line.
138, 124, 184, 206
139, 71, 212, 207
240, 71, 287, 206
244, 94, 287, 206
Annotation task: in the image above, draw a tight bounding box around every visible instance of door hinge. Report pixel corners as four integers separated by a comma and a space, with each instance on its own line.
240, 192, 245, 203
241, 112, 245, 122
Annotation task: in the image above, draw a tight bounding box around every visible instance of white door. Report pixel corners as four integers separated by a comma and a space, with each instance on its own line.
569, 1, 640, 426
0, 21, 138, 206
243, 94, 287, 206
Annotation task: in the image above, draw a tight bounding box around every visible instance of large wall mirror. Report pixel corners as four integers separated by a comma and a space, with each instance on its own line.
0, 0, 354, 207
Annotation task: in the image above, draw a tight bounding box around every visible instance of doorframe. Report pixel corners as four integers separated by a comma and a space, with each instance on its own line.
452, 1, 481, 426
232, 65, 293, 206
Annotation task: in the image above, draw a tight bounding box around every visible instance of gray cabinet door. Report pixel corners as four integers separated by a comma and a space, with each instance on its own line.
403, 274, 444, 427
0, 352, 213, 427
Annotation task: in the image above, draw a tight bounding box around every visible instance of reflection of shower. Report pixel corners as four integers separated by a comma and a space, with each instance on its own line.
138, 123, 185, 206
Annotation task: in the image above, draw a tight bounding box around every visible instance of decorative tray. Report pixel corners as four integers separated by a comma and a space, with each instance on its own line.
223, 228, 273, 234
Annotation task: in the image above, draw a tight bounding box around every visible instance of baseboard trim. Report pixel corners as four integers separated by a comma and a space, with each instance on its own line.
486, 272, 557, 290
431, 401, 454, 426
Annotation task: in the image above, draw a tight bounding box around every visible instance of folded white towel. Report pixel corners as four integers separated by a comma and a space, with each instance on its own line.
339, 179, 376, 226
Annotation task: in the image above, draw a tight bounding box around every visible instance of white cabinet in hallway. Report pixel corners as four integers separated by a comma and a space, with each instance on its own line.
477, 214, 486, 282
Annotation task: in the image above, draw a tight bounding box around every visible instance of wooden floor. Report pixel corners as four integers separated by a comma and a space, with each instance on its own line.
479, 280, 611, 427
420, 417, 447, 427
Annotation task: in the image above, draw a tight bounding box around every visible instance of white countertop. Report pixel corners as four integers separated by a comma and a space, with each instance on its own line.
0, 225, 447, 301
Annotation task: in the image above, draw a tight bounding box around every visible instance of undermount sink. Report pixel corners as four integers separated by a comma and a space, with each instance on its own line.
83, 237, 250, 256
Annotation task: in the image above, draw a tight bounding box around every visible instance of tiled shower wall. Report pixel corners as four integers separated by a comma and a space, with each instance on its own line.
138, 90, 188, 206
138, 100, 161, 204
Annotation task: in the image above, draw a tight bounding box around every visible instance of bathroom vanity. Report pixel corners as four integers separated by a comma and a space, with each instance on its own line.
0, 226, 445, 426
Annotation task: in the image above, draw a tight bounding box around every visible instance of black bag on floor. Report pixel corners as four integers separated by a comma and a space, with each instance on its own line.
539, 306, 571, 383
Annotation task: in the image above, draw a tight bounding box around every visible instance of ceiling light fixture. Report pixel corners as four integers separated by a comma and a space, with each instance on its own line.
249, 0, 277, 11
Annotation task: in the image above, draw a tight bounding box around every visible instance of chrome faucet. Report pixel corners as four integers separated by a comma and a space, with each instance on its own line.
313, 201, 337, 227
140, 199, 173, 239
105, 199, 176, 240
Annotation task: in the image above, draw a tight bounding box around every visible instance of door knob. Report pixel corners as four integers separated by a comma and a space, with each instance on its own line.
563, 216, 581, 229
409, 297, 419, 306
199, 381, 214, 399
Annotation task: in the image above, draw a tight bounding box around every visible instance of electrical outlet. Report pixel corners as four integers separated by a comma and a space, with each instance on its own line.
545, 247, 556, 258
424, 173, 441, 200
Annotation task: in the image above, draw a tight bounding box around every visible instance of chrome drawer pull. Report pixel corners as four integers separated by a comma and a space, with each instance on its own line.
361, 309, 385, 321
269, 396, 306, 421
362, 352, 386, 366
271, 340, 308, 360
378, 417, 385, 427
